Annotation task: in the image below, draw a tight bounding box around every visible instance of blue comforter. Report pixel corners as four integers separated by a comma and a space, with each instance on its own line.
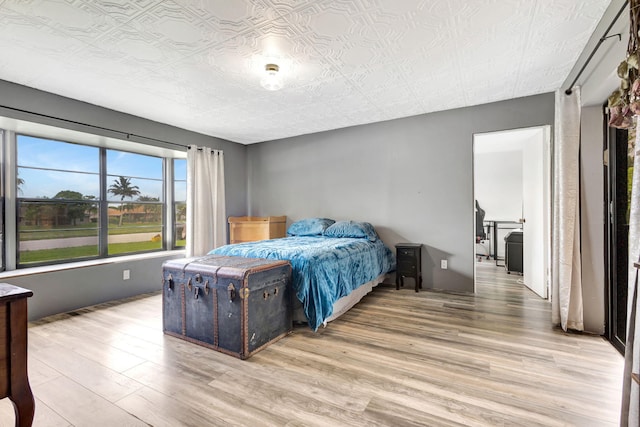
209, 236, 395, 331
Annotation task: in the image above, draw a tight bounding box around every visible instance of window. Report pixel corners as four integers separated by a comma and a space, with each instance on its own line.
15, 134, 183, 267
174, 159, 186, 249
17, 136, 100, 265
106, 150, 163, 255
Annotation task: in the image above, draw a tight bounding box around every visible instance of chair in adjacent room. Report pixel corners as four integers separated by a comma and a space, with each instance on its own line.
475, 200, 490, 262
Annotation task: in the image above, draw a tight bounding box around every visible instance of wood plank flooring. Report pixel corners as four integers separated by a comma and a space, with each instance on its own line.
0, 262, 624, 426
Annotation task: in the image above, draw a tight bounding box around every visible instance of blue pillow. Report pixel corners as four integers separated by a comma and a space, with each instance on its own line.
287, 218, 335, 236
323, 220, 379, 242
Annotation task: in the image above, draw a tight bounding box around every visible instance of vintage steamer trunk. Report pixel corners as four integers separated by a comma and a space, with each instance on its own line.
162, 255, 292, 359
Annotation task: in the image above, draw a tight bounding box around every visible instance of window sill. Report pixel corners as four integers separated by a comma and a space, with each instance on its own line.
0, 250, 186, 279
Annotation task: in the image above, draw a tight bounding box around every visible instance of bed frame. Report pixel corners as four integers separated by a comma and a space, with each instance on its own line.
292, 273, 387, 326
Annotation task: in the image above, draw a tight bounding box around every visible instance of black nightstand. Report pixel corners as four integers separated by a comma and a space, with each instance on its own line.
395, 243, 422, 292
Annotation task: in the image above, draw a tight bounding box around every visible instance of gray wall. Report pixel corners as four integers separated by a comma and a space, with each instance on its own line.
247, 93, 555, 293
0, 79, 248, 320
5, 255, 179, 320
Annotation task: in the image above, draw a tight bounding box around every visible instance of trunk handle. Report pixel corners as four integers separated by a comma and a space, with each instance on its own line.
227, 283, 235, 302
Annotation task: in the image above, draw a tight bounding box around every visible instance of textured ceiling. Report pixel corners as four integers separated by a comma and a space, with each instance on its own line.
0, 0, 611, 144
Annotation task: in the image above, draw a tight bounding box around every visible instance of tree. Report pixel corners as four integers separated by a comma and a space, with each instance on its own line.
108, 176, 140, 226
176, 202, 186, 221
16, 176, 24, 195
24, 202, 41, 226
83, 195, 98, 223
137, 195, 161, 222
53, 190, 85, 226
175, 202, 187, 239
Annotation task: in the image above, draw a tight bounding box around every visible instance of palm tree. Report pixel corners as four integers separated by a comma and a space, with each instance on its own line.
108, 176, 140, 226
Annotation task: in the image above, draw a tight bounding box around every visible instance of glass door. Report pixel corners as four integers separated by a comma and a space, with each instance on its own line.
604, 114, 633, 355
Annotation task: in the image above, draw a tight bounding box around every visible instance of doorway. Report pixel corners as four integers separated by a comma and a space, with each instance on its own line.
473, 126, 551, 298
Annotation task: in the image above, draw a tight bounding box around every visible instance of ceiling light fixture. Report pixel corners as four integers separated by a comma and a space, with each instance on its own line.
260, 63, 283, 91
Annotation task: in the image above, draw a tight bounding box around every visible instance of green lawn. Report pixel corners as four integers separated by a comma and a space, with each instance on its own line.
19, 241, 164, 264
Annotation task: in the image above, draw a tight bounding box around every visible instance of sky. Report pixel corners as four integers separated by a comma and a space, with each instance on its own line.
17, 135, 186, 200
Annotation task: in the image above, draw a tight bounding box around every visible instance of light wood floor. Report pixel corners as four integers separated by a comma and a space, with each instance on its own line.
0, 262, 624, 426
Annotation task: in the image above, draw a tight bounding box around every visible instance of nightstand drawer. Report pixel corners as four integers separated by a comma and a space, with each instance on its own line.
397, 260, 417, 273
398, 248, 418, 258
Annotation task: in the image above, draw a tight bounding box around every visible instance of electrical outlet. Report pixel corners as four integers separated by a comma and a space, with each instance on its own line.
123, 269, 130, 280
441, 260, 448, 269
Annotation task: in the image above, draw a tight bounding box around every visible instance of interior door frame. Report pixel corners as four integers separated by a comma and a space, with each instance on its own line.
472, 125, 552, 297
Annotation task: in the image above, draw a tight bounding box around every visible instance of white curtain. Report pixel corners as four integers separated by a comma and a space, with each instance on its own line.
186, 146, 226, 257
622, 123, 640, 427
551, 88, 584, 331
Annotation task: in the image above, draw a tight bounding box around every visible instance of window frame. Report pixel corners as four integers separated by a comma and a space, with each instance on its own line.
9, 131, 184, 269
104, 148, 166, 258
172, 158, 186, 250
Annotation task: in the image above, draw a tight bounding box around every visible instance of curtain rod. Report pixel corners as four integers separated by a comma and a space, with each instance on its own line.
565, 0, 629, 95
187, 146, 222, 153
0, 103, 187, 150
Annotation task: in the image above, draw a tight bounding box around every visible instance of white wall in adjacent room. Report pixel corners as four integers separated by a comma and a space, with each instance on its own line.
474, 150, 523, 222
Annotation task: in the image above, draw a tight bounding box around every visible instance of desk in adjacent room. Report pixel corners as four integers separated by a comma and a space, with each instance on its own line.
484, 220, 521, 265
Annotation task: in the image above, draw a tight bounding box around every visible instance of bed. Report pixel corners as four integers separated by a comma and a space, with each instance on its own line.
209, 219, 396, 331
